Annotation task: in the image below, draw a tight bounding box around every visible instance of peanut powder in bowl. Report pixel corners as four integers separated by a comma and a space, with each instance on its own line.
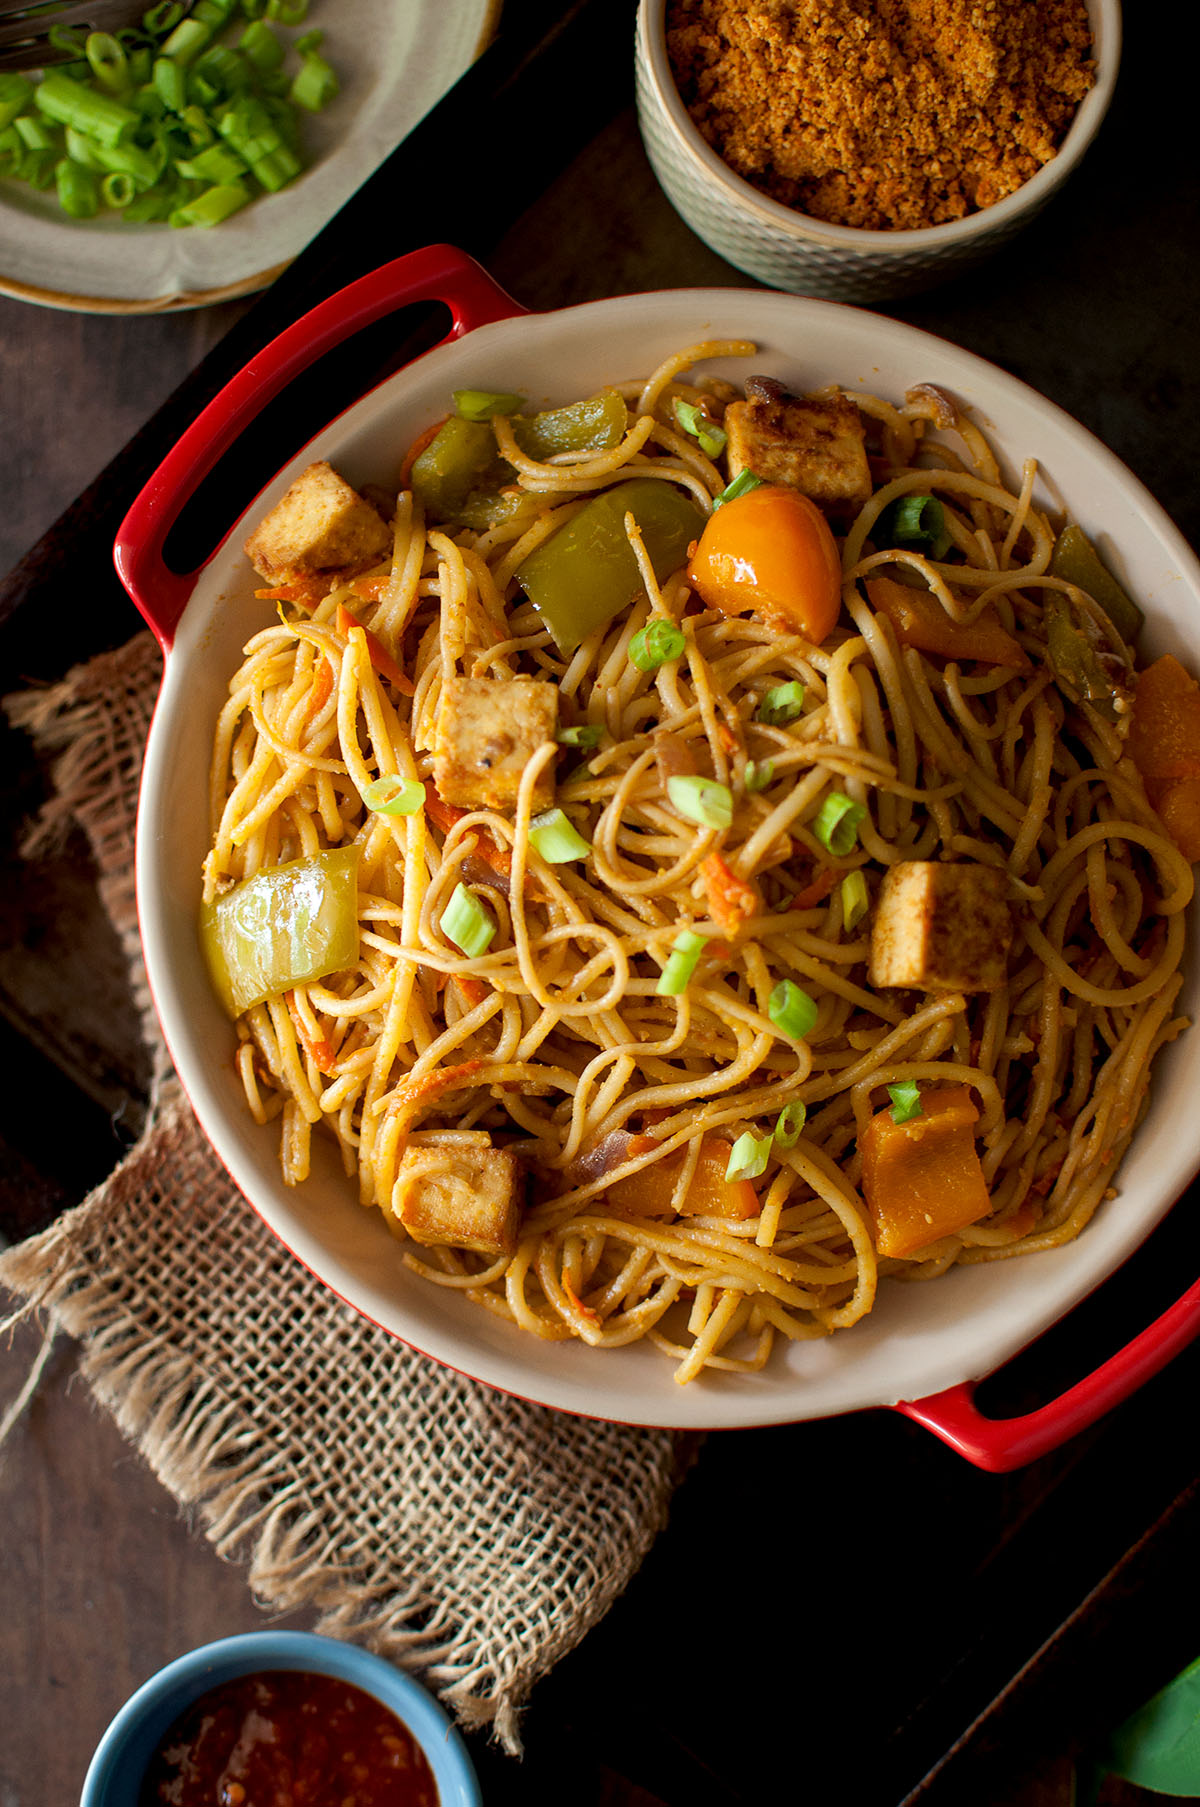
666, 0, 1097, 232
634, 0, 1119, 299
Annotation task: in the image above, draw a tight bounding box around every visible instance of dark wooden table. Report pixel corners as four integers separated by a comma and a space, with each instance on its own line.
3, 4, 1200, 1802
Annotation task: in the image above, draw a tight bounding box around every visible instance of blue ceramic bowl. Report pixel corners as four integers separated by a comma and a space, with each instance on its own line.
80, 1629, 483, 1806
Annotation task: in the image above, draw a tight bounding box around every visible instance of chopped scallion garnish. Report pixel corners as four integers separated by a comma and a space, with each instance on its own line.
528, 807, 591, 864
888, 1081, 923, 1123
656, 928, 707, 997
840, 869, 869, 930
712, 469, 764, 510
440, 883, 496, 959
667, 774, 733, 831
672, 396, 727, 460
725, 1130, 772, 1182
629, 617, 686, 672
774, 1101, 807, 1148
557, 723, 604, 749
453, 388, 524, 421
744, 758, 775, 792
813, 791, 867, 856
360, 775, 425, 817
873, 492, 952, 561
767, 980, 818, 1041
757, 682, 805, 726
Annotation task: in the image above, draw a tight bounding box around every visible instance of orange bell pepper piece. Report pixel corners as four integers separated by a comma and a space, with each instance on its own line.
687, 483, 842, 644
254, 574, 332, 609
859, 1085, 992, 1258
605, 1136, 758, 1221
866, 573, 1031, 671
1128, 654, 1200, 861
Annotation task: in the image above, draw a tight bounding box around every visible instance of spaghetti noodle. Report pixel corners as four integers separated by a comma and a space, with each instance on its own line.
200, 342, 1193, 1385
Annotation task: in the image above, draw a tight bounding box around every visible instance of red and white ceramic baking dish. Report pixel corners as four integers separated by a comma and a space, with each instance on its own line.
115, 243, 1200, 1469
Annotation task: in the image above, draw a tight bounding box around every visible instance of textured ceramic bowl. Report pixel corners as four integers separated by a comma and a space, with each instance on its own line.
79, 1629, 482, 1806
635, 0, 1121, 301
118, 247, 1200, 1463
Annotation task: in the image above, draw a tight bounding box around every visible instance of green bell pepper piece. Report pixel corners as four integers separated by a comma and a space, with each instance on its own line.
1044, 598, 1130, 722
409, 389, 629, 529
200, 843, 360, 1018
514, 478, 706, 654
1049, 522, 1143, 646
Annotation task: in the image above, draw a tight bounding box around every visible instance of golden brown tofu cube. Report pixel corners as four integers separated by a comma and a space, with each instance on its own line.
243, 460, 392, 584
869, 861, 1013, 993
434, 675, 559, 813
724, 378, 872, 517
393, 1139, 522, 1257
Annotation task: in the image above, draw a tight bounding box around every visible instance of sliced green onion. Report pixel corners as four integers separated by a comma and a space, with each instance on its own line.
162, 16, 213, 62
757, 681, 806, 726
628, 617, 686, 672
54, 156, 99, 217
100, 169, 135, 206
888, 1081, 923, 1124
813, 791, 867, 856
774, 1101, 807, 1148
85, 32, 129, 94
725, 1130, 772, 1182
874, 492, 951, 561
441, 883, 496, 958
840, 869, 869, 930
239, 18, 283, 71
267, 0, 308, 20
0, 74, 34, 131
744, 758, 775, 793
529, 807, 591, 864
290, 51, 337, 111
672, 396, 727, 460
175, 141, 248, 182
656, 928, 706, 997
452, 387, 525, 421
360, 775, 425, 817
557, 723, 604, 750
768, 979, 818, 1041
143, 3, 185, 32
35, 73, 138, 146
667, 774, 733, 831
168, 180, 250, 226
712, 469, 764, 510
294, 28, 323, 54
14, 113, 56, 151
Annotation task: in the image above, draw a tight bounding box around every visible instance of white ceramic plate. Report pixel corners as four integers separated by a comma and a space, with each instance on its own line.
130, 273, 1200, 1434
0, 0, 499, 313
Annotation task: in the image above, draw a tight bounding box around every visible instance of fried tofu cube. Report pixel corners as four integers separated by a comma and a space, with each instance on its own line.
393, 1139, 523, 1257
869, 860, 1013, 993
243, 460, 392, 585
434, 675, 559, 812
724, 377, 872, 517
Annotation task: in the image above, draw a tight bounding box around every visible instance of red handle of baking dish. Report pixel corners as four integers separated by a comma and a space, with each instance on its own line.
894, 1270, 1200, 1471
113, 242, 526, 652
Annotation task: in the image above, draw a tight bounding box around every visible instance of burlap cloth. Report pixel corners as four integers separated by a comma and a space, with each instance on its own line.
0, 631, 694, 1752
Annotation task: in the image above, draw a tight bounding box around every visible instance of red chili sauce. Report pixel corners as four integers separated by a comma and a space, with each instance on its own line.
137, 1669, 440, 1807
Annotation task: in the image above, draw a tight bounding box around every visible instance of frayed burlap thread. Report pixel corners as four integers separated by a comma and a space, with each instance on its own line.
0, 632, 694, 1752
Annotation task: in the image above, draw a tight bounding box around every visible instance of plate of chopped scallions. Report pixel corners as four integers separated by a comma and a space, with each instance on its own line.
0, 0, 500, 312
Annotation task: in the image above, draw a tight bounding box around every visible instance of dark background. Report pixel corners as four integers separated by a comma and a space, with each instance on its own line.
2, 2, 1199, 1802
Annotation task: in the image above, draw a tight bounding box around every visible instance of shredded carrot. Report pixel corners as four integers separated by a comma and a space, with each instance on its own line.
423, 781, 515, 884
336, 602, 416, 697
350, 574, 391, 602
287, 993, 338, 1075
399, 417, 447, 489
304, 654, 335, 722
701, 851, 760, 934
254, 575, 331, 609
562, 1274, 602, 1326
452, 974, 489, 1009
791, 867, 837, 909
390, 1058, 487, 1117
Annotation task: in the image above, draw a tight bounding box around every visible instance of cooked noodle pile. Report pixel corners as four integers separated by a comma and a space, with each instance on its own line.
202, 341, 1192, 1384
